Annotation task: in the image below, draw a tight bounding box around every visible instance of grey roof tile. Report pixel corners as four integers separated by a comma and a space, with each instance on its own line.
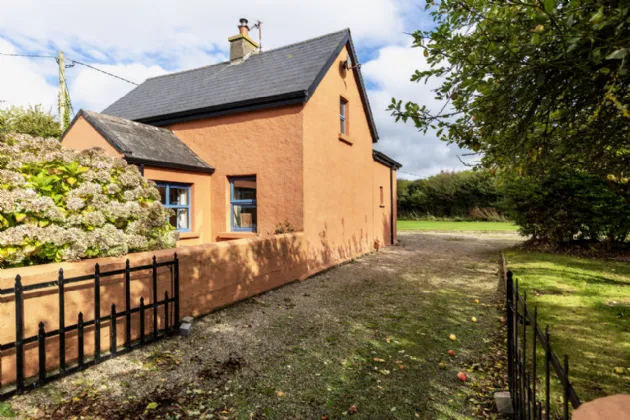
78, 110, 214, 173
101, 29, 378, 141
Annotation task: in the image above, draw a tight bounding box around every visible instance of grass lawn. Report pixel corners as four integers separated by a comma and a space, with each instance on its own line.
505, 249, 630, 414
398, 220, 518, 232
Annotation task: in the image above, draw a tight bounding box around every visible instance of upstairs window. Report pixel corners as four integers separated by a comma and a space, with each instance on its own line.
230, 176, 257, 232
340, 97, 348, 135
156, 183, 191, 232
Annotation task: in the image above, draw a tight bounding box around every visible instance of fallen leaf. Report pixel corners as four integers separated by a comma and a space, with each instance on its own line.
348, 404, 358, 414
276, 391, 285, 397
145, 402, 158, 411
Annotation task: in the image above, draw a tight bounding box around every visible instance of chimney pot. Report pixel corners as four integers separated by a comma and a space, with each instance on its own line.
229, 18, 259, 63
238, 18, 249, 37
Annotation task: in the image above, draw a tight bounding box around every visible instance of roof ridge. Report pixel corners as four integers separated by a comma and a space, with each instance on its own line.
83, 110, 173, 134
258, 28, 350, 54
142, 28, 350, 82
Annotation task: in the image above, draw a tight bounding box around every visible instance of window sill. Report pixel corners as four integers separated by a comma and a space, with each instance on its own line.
179, 232, 200, 240
217, 232, 257, 240
338, 133, 353, 145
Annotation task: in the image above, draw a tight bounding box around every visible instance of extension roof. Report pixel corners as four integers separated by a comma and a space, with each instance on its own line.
102, 29, 379, 142
373, 150, 402, 170
65, 110, 214, 173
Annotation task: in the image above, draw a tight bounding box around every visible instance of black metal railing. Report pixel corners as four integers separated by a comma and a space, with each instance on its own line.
504, 260, 582, 419
0, 253, 180, 399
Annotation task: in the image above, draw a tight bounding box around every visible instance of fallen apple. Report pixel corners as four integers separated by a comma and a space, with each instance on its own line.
439, 362, 447, 369
449, 334, 457, 341
457, 372, 467, 382
474, 299, 480, 304
471, 317, 478, 323
448, 350, 455, 356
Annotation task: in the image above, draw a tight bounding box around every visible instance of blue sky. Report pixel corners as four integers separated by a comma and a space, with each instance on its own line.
0, 0, 474, 178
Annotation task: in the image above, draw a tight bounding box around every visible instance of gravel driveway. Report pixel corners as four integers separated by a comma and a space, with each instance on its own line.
9, 231, 522, 419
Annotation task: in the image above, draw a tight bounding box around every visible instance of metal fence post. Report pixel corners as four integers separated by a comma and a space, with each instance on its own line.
78, 312, 84, 368
152, 256, 158, 340
110, 304, 117, 356
140, 297, 145, 346
545, 326, 551, 420
174, 252, 180, 330
506, 270, 514, 398
563, 355, 570, 420
532, 306, 538, 418
94, 263, 101, 362
125, 259, 131, 351
14, 275, 24, 394
37, 322, 46, 385
58, 268, 65, 376
164, 291, 169, 334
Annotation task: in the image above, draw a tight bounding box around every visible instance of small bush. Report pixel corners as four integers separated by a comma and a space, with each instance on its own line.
501, 170, 630, 244
0, 133, 178, 267
274, 219, 296, 234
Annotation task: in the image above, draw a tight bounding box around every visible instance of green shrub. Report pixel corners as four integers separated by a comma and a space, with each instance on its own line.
0, 105, 61, 139
397, 170, 502, 220
0, 133, 178, 267
501, 170, 630, 244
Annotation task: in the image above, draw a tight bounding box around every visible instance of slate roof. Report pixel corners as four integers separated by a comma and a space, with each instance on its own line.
103, 29, 379, 142
373, 150, 402, 170
69, 110, 214, 173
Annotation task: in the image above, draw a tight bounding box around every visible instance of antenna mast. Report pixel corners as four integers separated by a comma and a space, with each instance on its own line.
252, 20, 263, 52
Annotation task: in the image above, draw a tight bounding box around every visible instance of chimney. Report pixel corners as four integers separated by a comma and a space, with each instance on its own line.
228, 18, 259, 64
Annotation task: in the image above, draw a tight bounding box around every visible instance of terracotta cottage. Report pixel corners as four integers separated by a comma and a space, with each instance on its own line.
62, 20, 401, 273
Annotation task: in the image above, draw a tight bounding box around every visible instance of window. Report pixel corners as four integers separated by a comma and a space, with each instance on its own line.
380, 186, 384, 206
156, 183, 191, 232
230, 176, 257, 232
340, 97, 348, 135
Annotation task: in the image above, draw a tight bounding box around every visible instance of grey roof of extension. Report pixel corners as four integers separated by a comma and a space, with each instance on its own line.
67, 110, 214, 173
102, 29, 379, 142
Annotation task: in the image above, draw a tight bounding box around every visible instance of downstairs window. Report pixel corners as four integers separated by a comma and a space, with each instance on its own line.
230, 176, 257, 232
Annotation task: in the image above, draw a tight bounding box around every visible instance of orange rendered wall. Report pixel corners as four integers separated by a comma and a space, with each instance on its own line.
168, 105, 305, 241
302, 45, 382, 272
61, 118, 212, 246
373, 161, 394, 247
0, 233, 307, 385
62, 115, 123, 158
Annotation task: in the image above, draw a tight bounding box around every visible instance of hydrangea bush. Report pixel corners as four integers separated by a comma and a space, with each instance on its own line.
0, 133, 178, 267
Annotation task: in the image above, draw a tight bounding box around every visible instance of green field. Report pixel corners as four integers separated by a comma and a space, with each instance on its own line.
397, 220, 518, 232
505, 250, 630, 413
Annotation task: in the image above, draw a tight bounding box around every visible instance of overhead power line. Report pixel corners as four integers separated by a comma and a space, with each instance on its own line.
0, 52, 56, 59
69, 59, 139, 85
0, 51, 139, 85
398, 170, 429, 179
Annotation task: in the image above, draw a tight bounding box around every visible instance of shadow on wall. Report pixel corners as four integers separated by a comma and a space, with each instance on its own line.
0, 220, 398, 386
0, 233, 309, 386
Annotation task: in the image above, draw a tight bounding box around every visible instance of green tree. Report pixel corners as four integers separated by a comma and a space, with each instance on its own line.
0, 105, 62, 138
398, 170, 502, 219
501, 169, 630, 244
389, 1, 630, 182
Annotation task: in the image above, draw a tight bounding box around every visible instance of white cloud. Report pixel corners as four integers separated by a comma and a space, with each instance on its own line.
0, 39, 58, 111
0, 0, 474, 176
362, 42, 476, 179
69, 63, 167, 112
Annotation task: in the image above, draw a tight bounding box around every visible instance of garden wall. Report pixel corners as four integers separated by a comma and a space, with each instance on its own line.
0, 233, 307, 385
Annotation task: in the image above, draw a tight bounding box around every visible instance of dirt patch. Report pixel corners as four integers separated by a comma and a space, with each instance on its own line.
9, 232, 522, 419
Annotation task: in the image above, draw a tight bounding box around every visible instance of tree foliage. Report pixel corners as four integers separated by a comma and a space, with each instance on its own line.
501, 169, 630, 243
389, 0, 630, 182
0, 105, 62, 139
0, 133, 177, 267
398, 170, 502, 219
